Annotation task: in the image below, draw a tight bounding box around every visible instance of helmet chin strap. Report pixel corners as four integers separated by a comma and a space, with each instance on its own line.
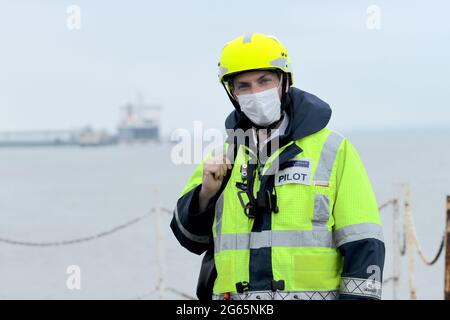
221, 82, 241, 111
221, 72, 290, 130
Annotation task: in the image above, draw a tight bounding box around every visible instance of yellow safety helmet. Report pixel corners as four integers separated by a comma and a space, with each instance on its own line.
218, 33, 294, 92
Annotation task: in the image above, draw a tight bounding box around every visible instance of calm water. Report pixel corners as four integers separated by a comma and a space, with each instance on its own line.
0, 128, 449, 299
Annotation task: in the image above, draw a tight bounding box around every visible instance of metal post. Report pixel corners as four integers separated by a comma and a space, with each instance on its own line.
393, 198, 401, 300
404, 185, 417, 300
444, 195, 450, 300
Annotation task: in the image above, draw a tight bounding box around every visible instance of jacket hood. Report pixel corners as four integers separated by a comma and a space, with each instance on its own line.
225, 87, 332, 142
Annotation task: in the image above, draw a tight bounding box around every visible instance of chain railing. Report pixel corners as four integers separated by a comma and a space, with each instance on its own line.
0, 206, 195, 300
378, 185, 446, 299
1, 186, 446, 300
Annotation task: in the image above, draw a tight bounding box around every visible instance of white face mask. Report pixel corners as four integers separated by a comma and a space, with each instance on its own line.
237, 86, 281, 127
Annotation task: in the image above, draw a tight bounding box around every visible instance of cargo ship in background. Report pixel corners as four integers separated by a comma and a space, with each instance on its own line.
117, 95, 161, 144
0, 95, 162, 147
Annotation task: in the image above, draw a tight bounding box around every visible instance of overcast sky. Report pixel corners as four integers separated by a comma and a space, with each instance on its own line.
0, 0, 449, 135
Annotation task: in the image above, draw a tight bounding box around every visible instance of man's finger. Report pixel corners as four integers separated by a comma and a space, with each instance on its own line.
205, 167, 219, 180
225, 156, 232, 170
220, 164, 226, 179
212, 165, 223, 180
218, 163, 225, 177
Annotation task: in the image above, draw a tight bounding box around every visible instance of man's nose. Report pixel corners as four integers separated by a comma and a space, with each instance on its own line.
249, 83, 265, 94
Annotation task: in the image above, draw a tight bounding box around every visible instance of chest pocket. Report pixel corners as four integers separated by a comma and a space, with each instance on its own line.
273, 158, 317, 230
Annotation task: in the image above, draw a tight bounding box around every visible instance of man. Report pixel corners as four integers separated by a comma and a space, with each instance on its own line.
170, 33, 385, 300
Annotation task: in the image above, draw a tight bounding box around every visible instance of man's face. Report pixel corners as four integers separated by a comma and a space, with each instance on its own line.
231, 70, 281, 97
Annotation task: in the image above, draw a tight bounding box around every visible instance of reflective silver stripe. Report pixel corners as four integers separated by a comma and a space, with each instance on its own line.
333, 223, 384, 247
340, 277, 382, 299
214, 229, 334, 253
242, 33, 253, 43
215, 233, 249, 252
214, 192, 225, 250
312, 194, 330, 230
270, 57, 288, 69
213, 290, 339, 300
174, 207, 211, 244
218, 66, 228, 77
313, 131, 344, 185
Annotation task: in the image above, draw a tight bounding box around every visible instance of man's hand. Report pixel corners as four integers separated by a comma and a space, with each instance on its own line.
199, 154, 232, 212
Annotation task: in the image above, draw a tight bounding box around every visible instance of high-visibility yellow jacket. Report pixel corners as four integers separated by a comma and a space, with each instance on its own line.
171, 87, 385, 300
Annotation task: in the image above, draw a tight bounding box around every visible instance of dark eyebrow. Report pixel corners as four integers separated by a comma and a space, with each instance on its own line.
234, 72, 273, 86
